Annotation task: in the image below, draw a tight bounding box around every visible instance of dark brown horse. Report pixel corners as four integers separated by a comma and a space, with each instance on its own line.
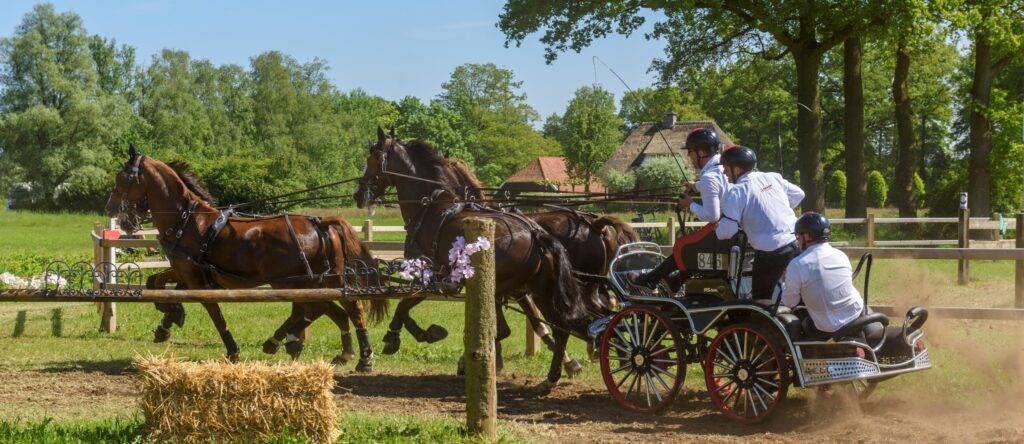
354, 129, 611, 388
379, 153, 639, 372
104, 146, 386, 370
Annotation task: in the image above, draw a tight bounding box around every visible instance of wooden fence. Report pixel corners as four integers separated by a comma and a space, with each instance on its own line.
86, 212, 1023, 338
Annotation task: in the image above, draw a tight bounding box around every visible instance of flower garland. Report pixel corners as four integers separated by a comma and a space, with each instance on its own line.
0, 271, 67, 289
398, 235, 492, 285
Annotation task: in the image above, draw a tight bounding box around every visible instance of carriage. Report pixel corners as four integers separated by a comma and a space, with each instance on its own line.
588, 237, 932, 422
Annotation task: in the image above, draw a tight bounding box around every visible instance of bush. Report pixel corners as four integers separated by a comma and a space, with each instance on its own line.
826, 170, 847, 208
603, 170, 636, 194
634, 156, 688, 212
867, 170, 888, 207
912, 172, 926, 205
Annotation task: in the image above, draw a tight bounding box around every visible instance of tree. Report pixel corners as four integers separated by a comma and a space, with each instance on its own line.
843, 37, 868, 218
618, 86, 707, 129
0, 4, 134, 210
891, 37, 920, 217
556, 86, 622, 191
943, 1, 1024, 216
827, 170, 847, 207
499, 1, 894, 211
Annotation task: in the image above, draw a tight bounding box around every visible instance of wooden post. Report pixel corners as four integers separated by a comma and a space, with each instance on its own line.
667, 217, 676, 241
993, 213, 1003, 241
92, 223, 104, 313
525, 318, 539, 356
100, 218, 118, 332
866, 213, 876, 247
1016, 213, 1023, 308
362, 219, 373, 241
463, 217, 497, 440
958, 207, 970, 285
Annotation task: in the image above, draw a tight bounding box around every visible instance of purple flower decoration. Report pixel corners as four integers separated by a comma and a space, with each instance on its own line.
446, 235, 492, 284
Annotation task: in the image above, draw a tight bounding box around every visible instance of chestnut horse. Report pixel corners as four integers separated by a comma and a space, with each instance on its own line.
104, 146, 386, 370
354, 129, 612, 389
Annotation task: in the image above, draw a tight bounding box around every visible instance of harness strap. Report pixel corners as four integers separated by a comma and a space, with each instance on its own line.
283, 214, 316, 280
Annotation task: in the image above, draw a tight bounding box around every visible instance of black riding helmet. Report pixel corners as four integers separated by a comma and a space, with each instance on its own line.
795, 211, 831, 241
685, 128, 721, 154
720, 145, 757, 171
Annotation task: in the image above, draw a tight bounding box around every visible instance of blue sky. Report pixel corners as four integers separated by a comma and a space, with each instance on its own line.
2, 1, 667, 119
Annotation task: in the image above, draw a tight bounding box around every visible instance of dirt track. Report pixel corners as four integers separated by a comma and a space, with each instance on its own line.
3, 367, 1022, 442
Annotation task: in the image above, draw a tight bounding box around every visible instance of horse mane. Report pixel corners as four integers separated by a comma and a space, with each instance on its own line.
400, 139, 480, 198
166, 160, 217, 205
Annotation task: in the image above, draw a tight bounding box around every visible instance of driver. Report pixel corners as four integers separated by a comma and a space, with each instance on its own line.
629, 128, 728, 289
781, 212, 865, 340
715, 146, 804, 299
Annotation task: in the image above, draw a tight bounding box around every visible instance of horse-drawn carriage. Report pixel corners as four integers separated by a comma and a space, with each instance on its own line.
589, 236, 932, 422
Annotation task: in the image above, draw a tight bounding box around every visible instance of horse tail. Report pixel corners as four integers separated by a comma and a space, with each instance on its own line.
324, 217, 390, 324
535, 231, 601, 331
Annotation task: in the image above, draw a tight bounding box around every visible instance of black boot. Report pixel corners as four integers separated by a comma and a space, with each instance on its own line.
355, 328, 374, 373
332, 332, 356, 365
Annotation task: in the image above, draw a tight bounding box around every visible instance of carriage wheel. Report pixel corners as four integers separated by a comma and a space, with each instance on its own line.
704, 322, 790, 423
599, 305, 685, 414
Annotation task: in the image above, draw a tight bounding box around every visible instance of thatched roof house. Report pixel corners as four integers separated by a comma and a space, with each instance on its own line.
601, 113, 733, 176
499, 156, 606, 194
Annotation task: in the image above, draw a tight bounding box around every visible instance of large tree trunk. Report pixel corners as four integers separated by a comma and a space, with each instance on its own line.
843, 37, 867, 218
892, 39, 919, 217
794, 49, 825, 212
968, 28, 994, 217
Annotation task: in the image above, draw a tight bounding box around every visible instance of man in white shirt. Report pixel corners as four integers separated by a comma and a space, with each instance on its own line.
716, 146, 804, 299
781, 212, 865, 339
630, 128, 729, 289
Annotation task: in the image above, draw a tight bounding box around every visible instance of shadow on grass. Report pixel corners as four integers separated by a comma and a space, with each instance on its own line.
50, 308, 61, 337
38, 359, 135, 375
12, 311, 26, 338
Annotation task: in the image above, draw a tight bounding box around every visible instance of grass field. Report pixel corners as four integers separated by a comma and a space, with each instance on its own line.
0, 209, 1022, 442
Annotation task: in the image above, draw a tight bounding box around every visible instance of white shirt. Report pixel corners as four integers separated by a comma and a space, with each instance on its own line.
715, 171, 804, 252
781, 242, 865, 333
689, 154, 729, 222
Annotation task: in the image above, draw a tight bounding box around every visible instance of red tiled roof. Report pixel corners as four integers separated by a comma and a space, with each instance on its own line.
504, 157, 606, 193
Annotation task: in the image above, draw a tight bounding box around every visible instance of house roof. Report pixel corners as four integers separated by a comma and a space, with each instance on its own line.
503, 156, 606, 193
601, 120, 733, 176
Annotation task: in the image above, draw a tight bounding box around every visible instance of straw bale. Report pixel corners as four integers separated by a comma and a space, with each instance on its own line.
135, 356, 337, 443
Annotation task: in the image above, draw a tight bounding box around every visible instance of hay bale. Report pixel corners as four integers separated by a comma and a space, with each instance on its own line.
135, 356, 337, 443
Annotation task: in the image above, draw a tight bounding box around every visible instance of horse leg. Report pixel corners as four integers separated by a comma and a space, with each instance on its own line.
201, 302, 240, 362
382, 296, 442, 355
341, 301, 374, 372
262, 304, 305, 356
519, 294, 582, 377
323, 302, 356, 365
535, 329, 570, 394
149, 273, 186, 343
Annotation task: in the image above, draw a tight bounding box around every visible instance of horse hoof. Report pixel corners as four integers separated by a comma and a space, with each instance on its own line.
285, 341, 303, 360
226, 353, 240, 363
382, 331, 401, 355
153, 326, 171, 343
422, 325, 448, 343
171, 310, 186, 328
262, 339, 280, 355
355, 359, 373, 373
332, 352, 355, 366
564, 359, 583, 378
456, 356, 466, 376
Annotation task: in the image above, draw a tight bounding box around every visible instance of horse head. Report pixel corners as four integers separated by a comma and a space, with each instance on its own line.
105, 144, 150, 233
354, 126, 400, 209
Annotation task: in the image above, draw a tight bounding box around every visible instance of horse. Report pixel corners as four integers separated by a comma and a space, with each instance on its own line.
354, 128, 612, 389
377, 152, 639, 373
104, 146, 387, 370
141, 190, 366, 365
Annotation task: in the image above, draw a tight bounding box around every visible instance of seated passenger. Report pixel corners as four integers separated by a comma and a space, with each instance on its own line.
781, 212, 865, 340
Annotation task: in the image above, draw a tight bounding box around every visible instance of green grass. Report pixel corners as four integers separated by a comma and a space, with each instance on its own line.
0, 413, 522, 443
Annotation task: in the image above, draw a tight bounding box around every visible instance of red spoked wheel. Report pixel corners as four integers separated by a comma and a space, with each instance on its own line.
599, 305, 685, 414
704, 323, 790, 423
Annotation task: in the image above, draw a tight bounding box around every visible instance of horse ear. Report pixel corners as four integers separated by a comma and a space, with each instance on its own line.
367, 139, 374, 151
128, 143, 139, 158
377, 126, 386, 142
